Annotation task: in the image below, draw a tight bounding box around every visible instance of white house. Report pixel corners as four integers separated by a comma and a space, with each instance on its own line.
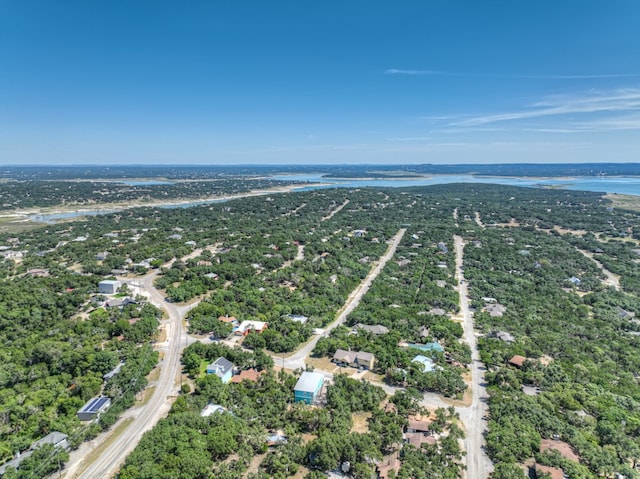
98, 280, 121, 295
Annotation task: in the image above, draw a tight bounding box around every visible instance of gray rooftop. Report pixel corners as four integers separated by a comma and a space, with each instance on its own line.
294, 371, 324, 393
208, 357, 234, 376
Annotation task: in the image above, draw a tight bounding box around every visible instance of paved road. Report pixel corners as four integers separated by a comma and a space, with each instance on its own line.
453, 235, 493, 479
64, 270, 193, 478
279, 229, 406, 370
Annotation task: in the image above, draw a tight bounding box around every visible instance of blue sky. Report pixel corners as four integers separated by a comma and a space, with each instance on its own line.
1, 1, 639, 165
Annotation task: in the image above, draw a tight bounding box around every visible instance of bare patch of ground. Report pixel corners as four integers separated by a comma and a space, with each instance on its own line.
243, 453, 265, 478
446, 371, 473, 408
134, 386, 156, 406
306, 356, 339, 372
351, 412, 372, 433
291, 466, 310, 479
474, 212, 484, 228
553, 226, 588, 236
490, 219, 521, 228
362, 371, 383, 383
155, 327, 168, 343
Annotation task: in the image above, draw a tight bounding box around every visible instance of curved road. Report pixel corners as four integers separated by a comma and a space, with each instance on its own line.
64, 271, 191, 479
64, 229, 489, 478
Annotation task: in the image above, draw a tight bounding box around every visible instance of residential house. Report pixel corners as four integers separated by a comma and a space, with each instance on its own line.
406, 414, 432, 434
404, 432, 436, 447
540, 439, 581, 462
412, 355, 435, 372
353, 323, 389, 335
509, 355, 527, 368
26, 268, 50, 277
293, 371, 325, 404
409, 342, 444, 353
206, 357, 235, 383
0, 432, 69, 476
288, 314, 309, 324
105, 297, 136, 309
485, 303, 507, 317
617, 307, 636, 320
218, 315, 238, 326
333, 349, 376, 370
231, 369, 265, 383
266, 431, 288, 447
77, 396, 111, 421
103, 362, 125, 381
98, 280, 121, 294
96, 251, 109, 261
495, 331, 515, 343
235, 320, 268, 336
200, 404, 226, 417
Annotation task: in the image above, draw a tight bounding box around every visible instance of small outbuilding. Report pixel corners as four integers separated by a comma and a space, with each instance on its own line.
293, 371, 325, 404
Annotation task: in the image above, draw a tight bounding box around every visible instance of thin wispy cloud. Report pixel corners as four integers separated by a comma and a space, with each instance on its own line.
453, 88, 640, 126
523, 114, 640, 133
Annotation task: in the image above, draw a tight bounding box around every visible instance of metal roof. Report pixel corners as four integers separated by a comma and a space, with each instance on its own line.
294, 371, 324, 393
79, 396, 111, 413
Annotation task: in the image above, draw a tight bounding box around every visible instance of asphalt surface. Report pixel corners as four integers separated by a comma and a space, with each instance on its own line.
64, 271, 189, 479
453, 234, 493, 479
278, 228, 406, 371
63, 228, 492, 478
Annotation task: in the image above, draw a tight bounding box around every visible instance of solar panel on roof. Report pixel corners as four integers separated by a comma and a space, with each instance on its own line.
82, 397, 110, 412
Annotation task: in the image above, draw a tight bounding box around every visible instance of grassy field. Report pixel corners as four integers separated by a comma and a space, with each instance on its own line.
606, 193, 640, 212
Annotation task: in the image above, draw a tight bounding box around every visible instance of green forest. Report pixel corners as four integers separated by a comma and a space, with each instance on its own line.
0, 182, 639, 478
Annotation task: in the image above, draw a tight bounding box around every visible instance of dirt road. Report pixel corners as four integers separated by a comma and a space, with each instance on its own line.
575, 247, 621, 290
321, 199, 349, 222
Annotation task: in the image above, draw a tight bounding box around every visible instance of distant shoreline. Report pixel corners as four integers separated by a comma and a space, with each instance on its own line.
0, 183, 316, 225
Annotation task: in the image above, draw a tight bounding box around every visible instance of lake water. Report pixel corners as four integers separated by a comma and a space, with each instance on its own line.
274, 173, 640, 196
117, 180, 175, 186
29, 173, 639, 223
